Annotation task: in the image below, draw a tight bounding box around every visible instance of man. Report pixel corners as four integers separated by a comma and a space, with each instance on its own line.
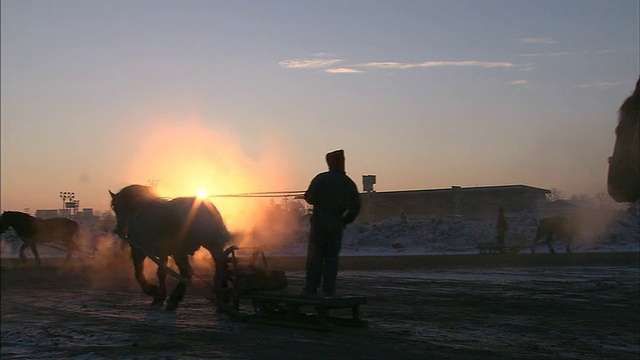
302, 149, 361, 297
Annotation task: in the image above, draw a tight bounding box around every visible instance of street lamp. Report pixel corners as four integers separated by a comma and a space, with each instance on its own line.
59, 191, 75, 214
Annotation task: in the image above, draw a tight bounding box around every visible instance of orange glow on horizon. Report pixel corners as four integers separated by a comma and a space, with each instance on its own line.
123, 118, 295, 234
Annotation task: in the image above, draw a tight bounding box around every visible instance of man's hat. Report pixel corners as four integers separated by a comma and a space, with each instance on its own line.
326, 149, 345, 172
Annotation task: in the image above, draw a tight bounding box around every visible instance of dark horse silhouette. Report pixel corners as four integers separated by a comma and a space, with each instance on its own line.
608, 77, 639, 203
0, 211, 79, 264
531, 215, 576, 254
109, 185, 231, 311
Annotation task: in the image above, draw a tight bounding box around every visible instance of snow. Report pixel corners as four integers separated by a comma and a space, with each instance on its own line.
253, 207, 640, 256
1, 207, 638, 259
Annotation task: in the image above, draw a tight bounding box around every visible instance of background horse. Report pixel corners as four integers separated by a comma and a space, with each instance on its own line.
608, 77, 640, 203
531, 215, 576, 254
0, 211, 79, 264
109, 185, 231, 311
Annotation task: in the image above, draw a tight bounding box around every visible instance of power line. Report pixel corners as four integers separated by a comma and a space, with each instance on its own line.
208, 190, 305, 198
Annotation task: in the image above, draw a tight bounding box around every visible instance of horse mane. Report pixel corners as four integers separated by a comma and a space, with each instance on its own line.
111, 185, 159, 210
618, 77, 640, 125
608, 77, 640, 203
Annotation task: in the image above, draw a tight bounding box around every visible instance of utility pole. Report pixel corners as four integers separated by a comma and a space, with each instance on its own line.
363, 175, 376, 223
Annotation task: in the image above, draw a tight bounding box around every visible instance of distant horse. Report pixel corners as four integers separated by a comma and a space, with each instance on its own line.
531, 215, 576, 254
608, 77, 640, 203
0, 211, 79, 264
109, 185, 231, 311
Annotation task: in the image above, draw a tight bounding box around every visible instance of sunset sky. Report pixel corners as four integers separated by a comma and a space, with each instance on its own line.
1, 0, 638, 215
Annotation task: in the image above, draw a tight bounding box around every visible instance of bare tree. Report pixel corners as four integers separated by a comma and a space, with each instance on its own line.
546, 188, 563, 202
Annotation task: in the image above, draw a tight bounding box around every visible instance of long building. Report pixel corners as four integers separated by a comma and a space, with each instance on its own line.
358, 184, 550, 223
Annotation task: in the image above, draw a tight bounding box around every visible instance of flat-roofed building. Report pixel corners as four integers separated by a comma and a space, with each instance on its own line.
359, 184, 550, 223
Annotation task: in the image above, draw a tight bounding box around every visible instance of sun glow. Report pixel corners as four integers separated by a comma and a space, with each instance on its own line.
196, 189, 209, 199
121, 117, 310, 270
124, 118, 295, 234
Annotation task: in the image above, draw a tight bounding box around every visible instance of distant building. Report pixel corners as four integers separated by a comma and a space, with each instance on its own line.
358, 184, 550, 223
58, 209, 72, 218
33, 208, 98, 224
35, 209, 59, 219
75, 208, 98, 222
76, 208, 94, 218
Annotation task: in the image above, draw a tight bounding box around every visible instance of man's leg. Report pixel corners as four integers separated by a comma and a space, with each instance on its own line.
304, 223, 324, 295
322, 222, 343, 296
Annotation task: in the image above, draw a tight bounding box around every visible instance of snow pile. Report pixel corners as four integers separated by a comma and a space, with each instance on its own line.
267, 208, 639, 256
584, 209, 640, 252
343, 217, 496, 254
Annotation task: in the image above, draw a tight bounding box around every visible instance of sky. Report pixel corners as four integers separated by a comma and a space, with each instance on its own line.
1, 0, 639, 215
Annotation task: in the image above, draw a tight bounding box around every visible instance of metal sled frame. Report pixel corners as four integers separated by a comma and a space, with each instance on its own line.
238, 290, 368, 329
223, 246, 368, 329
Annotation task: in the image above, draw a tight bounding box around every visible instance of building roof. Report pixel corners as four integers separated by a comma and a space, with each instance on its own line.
369, 184, 550, 195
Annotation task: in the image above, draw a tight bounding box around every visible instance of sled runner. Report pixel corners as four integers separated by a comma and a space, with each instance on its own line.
222, 246, 368, 329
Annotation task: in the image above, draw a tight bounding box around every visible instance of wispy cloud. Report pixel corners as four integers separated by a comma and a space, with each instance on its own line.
312, 52, 338, 57
326, 68, 363, 74
519, 63, 535, 72
359, 60, 516, 69
279, 57, 518, 73
278, 58, 343, 68
576, 81, 620, 89
519, 37, 557, 44
518, 52, 569, 57
511, 80, 528, 85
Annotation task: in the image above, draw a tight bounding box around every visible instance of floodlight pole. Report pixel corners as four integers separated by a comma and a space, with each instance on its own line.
59, 191, 76, 215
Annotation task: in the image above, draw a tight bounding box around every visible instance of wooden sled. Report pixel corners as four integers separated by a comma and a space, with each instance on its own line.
222, 246, 368, 329
237, 290, 368, 329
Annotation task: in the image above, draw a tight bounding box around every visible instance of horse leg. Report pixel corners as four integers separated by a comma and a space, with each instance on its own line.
153, 255, 168, 307
211, 248, 230, 308
19, 243, 29, 263
565, 236, 573, 253
546, 235, 556, 254
25, 240, 43, 265
531, 236, 538, 254
63, 239, 73, 264
165, 253, 192, 311
63, 234, 78, 263
132, 252, 161, 305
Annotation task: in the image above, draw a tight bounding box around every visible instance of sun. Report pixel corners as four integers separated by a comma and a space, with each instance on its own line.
196, 189, 209, 200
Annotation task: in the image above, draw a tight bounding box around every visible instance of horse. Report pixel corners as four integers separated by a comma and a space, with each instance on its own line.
109, 185, 231, 311
608, 77, 640, 203
531, 215, 576, 254
0, 211, 80, 264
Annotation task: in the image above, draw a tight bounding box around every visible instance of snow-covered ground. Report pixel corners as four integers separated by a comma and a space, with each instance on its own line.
242, 207, 640, 256
2, 207, 638, 259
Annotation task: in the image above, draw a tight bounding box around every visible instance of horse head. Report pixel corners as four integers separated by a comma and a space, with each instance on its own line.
608, 77, 640, 203
109, 185, 158, 238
